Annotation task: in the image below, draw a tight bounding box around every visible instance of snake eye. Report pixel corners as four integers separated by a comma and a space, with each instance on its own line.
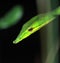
28, 28, 33, 31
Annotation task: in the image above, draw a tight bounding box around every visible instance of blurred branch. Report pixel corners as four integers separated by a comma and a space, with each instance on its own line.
36, 0, 59, 63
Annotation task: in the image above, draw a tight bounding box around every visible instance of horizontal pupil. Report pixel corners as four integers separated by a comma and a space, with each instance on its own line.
28, 28, 33, 31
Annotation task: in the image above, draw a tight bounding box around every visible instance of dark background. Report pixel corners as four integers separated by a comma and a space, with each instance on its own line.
0, 0, 41, 63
